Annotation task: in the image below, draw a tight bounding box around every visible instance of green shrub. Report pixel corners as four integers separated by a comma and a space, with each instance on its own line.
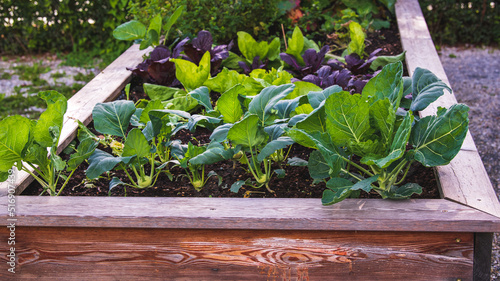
126, 0, 293, 44
0, 0, 131, 57
420, 0, 500, 46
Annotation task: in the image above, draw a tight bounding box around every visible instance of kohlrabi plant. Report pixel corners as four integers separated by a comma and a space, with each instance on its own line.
0, 91, 98, 196
213, 84, 297, 192
287, 62, 469, 205
86, 100, 183, 193
170, 141, 230, 191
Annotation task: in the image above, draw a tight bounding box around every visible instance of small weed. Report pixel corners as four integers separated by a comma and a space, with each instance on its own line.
448, 53, 457, 58
1, 72, 12, 80
74, 72, 95, 83
12, 61, 51, 81
50, 71, 66, 79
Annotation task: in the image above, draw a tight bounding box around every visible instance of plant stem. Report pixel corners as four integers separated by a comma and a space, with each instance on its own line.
56, 169, 76, 196
122, 165, 138, 187
394, 161, 413, 186
341, 156, 374, 177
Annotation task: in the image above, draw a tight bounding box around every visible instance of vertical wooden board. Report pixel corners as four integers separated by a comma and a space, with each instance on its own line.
396, 0, 500, 218
0, 227, 473, 280
0, 44, 152, 196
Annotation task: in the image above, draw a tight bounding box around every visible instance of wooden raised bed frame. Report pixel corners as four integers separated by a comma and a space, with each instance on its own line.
1, 0, 499, 279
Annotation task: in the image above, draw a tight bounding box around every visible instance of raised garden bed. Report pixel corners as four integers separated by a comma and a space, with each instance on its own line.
1, 0, 500, 279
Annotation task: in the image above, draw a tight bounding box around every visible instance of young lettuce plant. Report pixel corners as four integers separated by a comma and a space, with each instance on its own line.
0, 91, 97, 196
287, 62, 469, 205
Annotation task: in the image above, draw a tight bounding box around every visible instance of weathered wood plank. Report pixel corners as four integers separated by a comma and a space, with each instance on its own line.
0, 227, 474, 280
2, 197, 500, 232
395, 0, 500, 218
0, 44, 152, 196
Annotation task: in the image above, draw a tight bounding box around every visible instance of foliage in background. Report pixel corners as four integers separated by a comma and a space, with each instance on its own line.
420, 0, 500, 46
0, 0, 131, 67
126, 0, 293, 45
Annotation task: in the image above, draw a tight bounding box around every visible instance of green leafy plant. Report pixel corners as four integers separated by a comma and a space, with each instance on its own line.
0, 91, 97, 196
170, 141, 228, 190
113, 5, 185, 49
86, 100, 181, 192
287, 62, 469, 205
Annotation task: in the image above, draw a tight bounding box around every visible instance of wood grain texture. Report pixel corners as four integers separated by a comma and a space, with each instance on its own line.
0, 44, 152, 197
2, 197, 500, 232
395, 0, 500, 218
0, 227, 474, 280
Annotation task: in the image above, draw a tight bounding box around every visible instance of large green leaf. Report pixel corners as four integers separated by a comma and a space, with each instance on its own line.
350, 175, 379, 192
264, 124, 286, 141
307, 85, 342, 109
410, 104, 469, 166
67, 139, 98, 171
144, 83, 185, 101
274, 97, 300, 119
217, 84, 245, 123
209, 123, 234, 143
286, 26, 305, 63
322, 177, 353, 205
410, 67, 451, 112
308, 150, 330, 180
248, 84, 295, 125
370, 51, 406, 71
325, 92, 371, 148
227, 115, 267, 149
0, 116, 32, 171
24, 142, 49, 172
287, 128, 344, 175
171, 51, 211, 92
204, 68, 245, 93
363, 62, 403, 109
296, 105, 327, 134
237, 31, 271, 61
34, 91, 67, 147
93, 100, 136, 138
123, 129, 150, 158
345, 21, 365, 57
362, 111, 413, 168
257, 137, 295, 162
189, 143, 234, 165
369, 98, 395, 149
266, 37, 281, 61
139, 100, 164, 124
286, 81, 321, 99
163, 5, 184, 40
113, 20, 146, 41
188, 86, 213, 111
381, 183, 422, 199
86, 149, 134, 179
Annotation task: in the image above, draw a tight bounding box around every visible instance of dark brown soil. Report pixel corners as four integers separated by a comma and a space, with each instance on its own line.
23, 124, 439, 199
21, 24, 439, 199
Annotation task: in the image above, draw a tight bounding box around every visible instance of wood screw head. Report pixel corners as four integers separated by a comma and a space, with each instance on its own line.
455, 238, 461, 242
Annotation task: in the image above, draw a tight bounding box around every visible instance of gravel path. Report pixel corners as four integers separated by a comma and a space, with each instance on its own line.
438, 46, 500, 280
0, 56, 99, 96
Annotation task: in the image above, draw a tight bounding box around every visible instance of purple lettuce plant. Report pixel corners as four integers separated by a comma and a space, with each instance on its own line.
182, 30, 233, 75
238, 56, 267, 75
127, 38, 189, 86
280, 45, 330, 78
297, 48, 383, 93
